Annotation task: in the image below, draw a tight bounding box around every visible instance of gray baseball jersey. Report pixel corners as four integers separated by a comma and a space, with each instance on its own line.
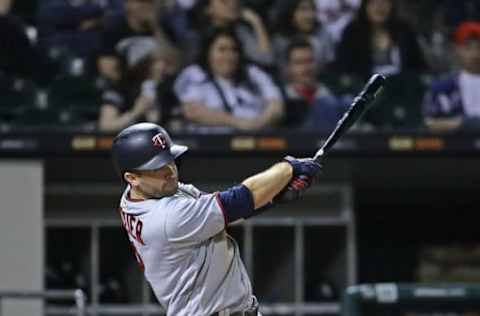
118, 183, 258, 316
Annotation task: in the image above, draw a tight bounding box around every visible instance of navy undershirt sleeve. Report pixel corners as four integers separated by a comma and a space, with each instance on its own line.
217, 185, 255, 223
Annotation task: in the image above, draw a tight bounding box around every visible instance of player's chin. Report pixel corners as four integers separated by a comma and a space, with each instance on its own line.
163, 180, 179, 196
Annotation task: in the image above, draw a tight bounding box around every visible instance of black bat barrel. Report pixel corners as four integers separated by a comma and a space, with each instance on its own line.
313, 74, 386, 162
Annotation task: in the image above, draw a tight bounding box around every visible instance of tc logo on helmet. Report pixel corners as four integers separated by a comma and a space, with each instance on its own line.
152, 133, 167, 149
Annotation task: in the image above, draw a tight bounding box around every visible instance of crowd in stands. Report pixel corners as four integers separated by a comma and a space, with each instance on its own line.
1, 0, 480, 133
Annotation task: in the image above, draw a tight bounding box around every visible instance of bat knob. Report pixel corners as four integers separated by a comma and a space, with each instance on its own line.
363, 74, 386, 100
313, 149, 324, 162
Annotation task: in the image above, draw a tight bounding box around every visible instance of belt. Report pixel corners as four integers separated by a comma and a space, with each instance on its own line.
211, 308, 258, 316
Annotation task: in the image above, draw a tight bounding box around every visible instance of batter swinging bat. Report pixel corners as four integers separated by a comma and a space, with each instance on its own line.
313, 73, 386, 163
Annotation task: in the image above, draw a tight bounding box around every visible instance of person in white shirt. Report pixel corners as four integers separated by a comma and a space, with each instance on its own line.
314, 0, 360, 42
423, 21, 480, 131
174, 27, 284, 133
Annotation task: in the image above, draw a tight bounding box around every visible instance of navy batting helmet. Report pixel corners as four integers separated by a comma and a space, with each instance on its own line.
112, 123, 188, 176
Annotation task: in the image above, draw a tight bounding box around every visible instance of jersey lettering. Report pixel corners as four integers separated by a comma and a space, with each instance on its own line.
118, 208, 146, 245
118, 207, 146, 271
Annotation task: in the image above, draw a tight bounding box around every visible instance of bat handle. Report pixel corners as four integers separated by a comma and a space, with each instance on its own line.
313, 148, 325, 163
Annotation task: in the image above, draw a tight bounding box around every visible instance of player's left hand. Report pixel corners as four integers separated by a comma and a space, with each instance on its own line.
275, 156, 323, 203
283, 156, 322, 180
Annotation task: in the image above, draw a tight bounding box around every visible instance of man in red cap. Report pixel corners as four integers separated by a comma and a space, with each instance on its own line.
423, 21, 480, 131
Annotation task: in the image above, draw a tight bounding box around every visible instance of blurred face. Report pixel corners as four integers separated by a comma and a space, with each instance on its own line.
457, 39, 480, 74
126, 162, 179, 199
151, 57, 168, 81
151, 52, 177, 81
206, 0, 240, 25
366, 0, 392, 25
209, 35, 239, 78
293, 0, 317, 33
287, 46, 316, 85
125, 0, 154, 23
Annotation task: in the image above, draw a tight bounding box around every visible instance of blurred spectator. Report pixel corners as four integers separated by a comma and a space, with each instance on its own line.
242, 0, 276, 21
0, 6, 45, 83
423, 22, 480, 132
417, 244, 480, 283
174, 0, 197, 10
416, 3, 454, 75
37, 0, 122, 63
97, 0, 175, 83
98, 39, 180, 132
393, 1, 461, 75
173, 27, 283, 133
154, 0, 190, 48
100, 277, 127, 303
335, 0, 426, 80
281, 38, 346, 130
437, 0, 480, 30
314, 0, 361, 43
189, 0, 273, 66
0, 0, 11, 14
272, 0, 335, 77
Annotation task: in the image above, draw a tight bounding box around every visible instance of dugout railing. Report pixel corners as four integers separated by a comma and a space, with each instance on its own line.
45, 184, 355, 316
0, 289, 86, 316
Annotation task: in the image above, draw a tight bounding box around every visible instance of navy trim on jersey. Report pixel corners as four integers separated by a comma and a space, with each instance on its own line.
217, 185, 255, 223
214, 193, 228, 227
244, 201, 273, 219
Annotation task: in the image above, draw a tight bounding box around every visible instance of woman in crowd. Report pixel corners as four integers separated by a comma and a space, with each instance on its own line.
272, 0, 335, 77
186, 0, 273, 66
335, 0, 426, 79
173, 26, 284, 133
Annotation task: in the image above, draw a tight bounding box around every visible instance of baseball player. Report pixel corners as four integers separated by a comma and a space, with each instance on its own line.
112, 122, 322, 316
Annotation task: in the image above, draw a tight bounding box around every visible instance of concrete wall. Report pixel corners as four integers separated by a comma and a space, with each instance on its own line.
0, 161, 43, 316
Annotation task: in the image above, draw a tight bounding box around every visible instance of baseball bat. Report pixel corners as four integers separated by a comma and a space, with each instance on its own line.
279, 74, 386, 202
313, 73, 386, 163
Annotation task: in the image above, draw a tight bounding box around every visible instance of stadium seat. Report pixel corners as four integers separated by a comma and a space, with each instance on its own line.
365, 73, 426, 130
47, 75, 101, 125
0, 79, 38, 125
317, 72, 426, 131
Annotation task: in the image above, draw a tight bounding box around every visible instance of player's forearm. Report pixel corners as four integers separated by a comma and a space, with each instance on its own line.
252, 23, 272, 54
99, 105, 141, 132
259, 100, 284, 126
242, 162, 292, 209
182, 103, 236, 126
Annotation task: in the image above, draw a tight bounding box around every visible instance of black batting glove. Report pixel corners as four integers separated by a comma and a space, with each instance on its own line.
275, 156, 323, 203
283, 156, 323, 179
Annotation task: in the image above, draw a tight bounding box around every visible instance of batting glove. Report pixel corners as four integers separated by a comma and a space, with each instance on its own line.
283, 156, 322, 179
274, 156, 323, 203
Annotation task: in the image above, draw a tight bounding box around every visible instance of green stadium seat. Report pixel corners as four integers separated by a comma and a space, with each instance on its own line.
366, 73, 426, 130
13, 107, 61, 128
48, 75, 101, 124
0, 82, 38, 124
317, 73, 426, 130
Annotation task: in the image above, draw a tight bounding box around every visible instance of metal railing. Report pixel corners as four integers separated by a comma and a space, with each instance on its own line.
0, 289, 86, 316
45, 184, 354, 316
45, 302, 339, 315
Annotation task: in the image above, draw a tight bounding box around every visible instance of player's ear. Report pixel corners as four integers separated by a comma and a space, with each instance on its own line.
124, 172, 140, 187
